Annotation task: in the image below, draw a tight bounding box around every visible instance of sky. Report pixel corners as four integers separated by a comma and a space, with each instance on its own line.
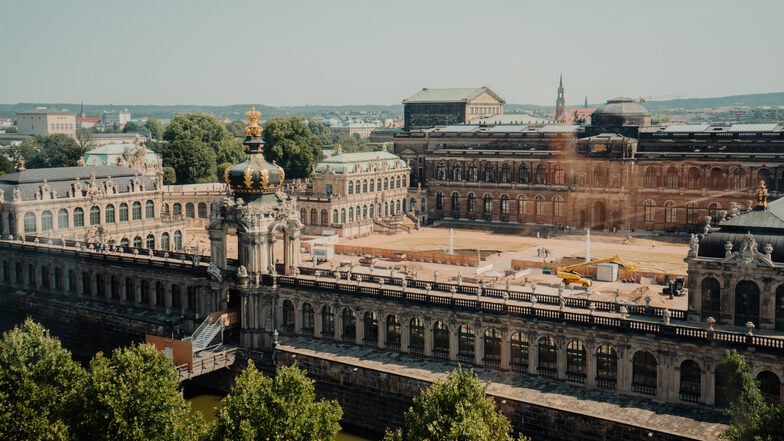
1, 0, 782, 107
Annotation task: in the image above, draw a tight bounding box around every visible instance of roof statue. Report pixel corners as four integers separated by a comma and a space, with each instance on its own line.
755, 180, 768, 210
245, 105, 262, 138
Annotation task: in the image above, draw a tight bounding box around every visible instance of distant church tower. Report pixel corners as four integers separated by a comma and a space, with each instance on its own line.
555, 74, 566, 122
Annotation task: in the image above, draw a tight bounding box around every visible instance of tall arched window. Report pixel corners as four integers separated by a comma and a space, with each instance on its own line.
90, 206, 100, 225
709, 168, 724, 189
332, 209, 338, 224
362, 180, 368, 193
553, 196, 563, 218
348, 207, 354, 222
185, 203, 195, 218
708, 202, 721, 222
537, 336, 557, 378
500, 163, 510, 183
340, 208, 346, 223
518, 195, 527, 215
686, 202, 698, 224
757, 168, 773, 187
105, 204, 115, 224
468, 163, 478, 182
409, 318, 424, 352
119, 203, 129, 222
198, 202, 208, 218
173, 203, 182, 215
435, 192, 444, 210
701, 277, 721, 321
41, 210, 53, 232
518, 163, 530, 184
535, 195, 544, 216
632, 350, 657, 395
735, 280, 760, 327
436, 162, 446, 180
300, 208, 307, 224
596, 345, 617, 389
363, 312, 378, 345
146, 234, 155, 249
355, 181, 361, 194
664, 200, 676, 223
348, 180, 354, 195
483, 328, 501, 362
566, 340, 586, 382
467, 193, 476, 213
731, 168, 745, 190
383, 178, 388, 190
687, 167, 701, 189
510, 332, 529, 371
133, 236, 142, 248
321, 306, 334, 337
680, 359, 701, 402
666, 167, 679, 189
451, 192, 460, 212
386, 314, 401, 348
173, 230, 182, 250
593, 167, 609, 186
145, 200, 155, 218
132, 202, 142, 220
500, 195, 510, 216
534, 164, 547, 184
452, 165, 462, 181
433, 321, 449, 355
457, 325, 474, 360
161, 232, 170, 251
282, 300, 295, 332
23, 212, 36, 233
310, 208, 318, 225
552, 163, 565, 185
644, 200, 656, 222
57, 209, 69, 229
321, 210, 328, 225
644, 167, 657, 188
302, 303, 315, 333
483, 194, 493, 214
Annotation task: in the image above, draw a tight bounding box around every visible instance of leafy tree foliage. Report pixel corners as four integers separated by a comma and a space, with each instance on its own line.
144, 118, 165, 140
721, 350, 784, 441
161, 113, 238, 183
224, 120, 247, 138
162, 166, 176, 185
10, 134, 86, 168
384, 368, 526, 441
211, 361, 342, 441
122, 121, 143, 133
0, 318, 86, 441
217, 162, 233, 183
334, 133, 374, 153
151, 139, 217, 184
75, 128, 96, 151
307, 119, 334, 146
0, 155, 15, 176
72, 343, 204, 441
262, 116, 322, 179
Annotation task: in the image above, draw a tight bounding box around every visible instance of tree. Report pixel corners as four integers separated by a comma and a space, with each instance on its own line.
162, 166, 176, 185
211, 361, 342, 441
151, 139, 216, 184
215, 138, 245, 165
217, 162, 233, 183
307, 119, 334, 146
122, 121, 143, 133
384, 368, 526, 441
10, 134, 86, 168
76, 128, 96, 151
144, 118, 165, 140
334, 133, 372, 153
0, 318, 86, 441
262, 116, 322, 179
161, 113, 237, 182
72, 343, 205, 441
224, 120, 247, 138
721, 350, 784, 441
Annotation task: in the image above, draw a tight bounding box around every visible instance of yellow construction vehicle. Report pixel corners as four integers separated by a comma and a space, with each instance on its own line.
555, 255, 639, 287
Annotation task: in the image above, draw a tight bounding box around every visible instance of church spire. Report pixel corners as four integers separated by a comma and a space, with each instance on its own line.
555, 74, 566, 122
584, 95, 588, 108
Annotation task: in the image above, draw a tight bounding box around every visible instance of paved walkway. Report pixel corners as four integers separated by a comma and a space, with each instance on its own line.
277, 337, 728, 441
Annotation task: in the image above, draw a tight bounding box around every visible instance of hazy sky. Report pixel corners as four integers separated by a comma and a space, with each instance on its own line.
2, 0, 781, 106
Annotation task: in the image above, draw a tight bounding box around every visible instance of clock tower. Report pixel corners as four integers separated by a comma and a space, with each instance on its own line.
555, 74, 566, 122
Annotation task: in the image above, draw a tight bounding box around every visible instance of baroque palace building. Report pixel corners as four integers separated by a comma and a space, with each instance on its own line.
395, 84, 784, 232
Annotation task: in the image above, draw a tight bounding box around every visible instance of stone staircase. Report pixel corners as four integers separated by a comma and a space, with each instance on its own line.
373, 214, 420, 235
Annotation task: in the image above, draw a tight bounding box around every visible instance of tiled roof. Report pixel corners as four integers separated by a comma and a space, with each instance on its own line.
403, 87, 505, 104
314, 151, 406, 174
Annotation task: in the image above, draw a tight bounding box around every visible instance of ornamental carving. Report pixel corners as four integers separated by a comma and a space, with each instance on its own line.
723, 232, 774, 268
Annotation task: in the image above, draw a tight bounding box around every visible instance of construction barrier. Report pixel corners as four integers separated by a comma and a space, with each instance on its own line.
334, 244, 479, 266
511, 259, 687, 285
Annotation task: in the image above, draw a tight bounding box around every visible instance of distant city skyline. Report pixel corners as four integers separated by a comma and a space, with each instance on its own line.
1, 0, 782, 107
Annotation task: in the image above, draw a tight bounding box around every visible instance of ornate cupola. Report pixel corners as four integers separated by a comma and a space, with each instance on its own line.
225, 106, 285, 202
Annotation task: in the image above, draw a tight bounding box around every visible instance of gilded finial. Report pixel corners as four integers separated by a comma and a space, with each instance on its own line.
756, 180, 768, 210
245, 105, 262, 137
16, 157, 26, 172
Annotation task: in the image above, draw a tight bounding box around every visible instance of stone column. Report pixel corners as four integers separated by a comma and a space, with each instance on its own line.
616, 346, 632, 393
423, 319, 432, 356
377, 312, 385, 349
474, 326, 484, 366
91, 273, 99, 297
335, 307, 343, 340
500, 329, 511, 370
103, 275, 111, 301
687, 268, 701, 322
21, 264, 29, 289
720, 275, 734, 325
355, 310, 363, 345
164, 282, 173, 310
556, 338, 567, 380
584, 342, 597, 388
528, 333, 539, 376
76, 271, 84, 296
400, 316, 410, 353
294, 301, 302, 334
760, 279, 775, 330
449, 324, 458, 361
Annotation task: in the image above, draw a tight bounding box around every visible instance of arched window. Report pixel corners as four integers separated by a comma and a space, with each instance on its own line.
146, 234, 155, 249
687, 167, 701, 189
644, 200, 656, 222
383, 178, 388, 190
321, 209, 328, 226
369, 205, 375, 218
348, 180, 354, 195
537, 336, 557, 378
501, 163, 510, 183
686, 202, 698, 224
518, 195, 527, 216
173, 230, 182, 250
553, 196, 563, 218
198, 202, 208, 218
775, 285, 784, 331
119, 203, 129, 222
362, 180, 367, 193
133, 236, 142, 249
321, 306, 334, 337
132, 202, 142, 220
708, 202, 721, 222
731, 168, 745, 190
632, 351, 657, 395
709, 168, 724, 189
435, 192, 443, 210
566, 340, 586, 382
57, 209, 69, 229
377, 178, 381, 192
120, 238, 129, 249
468, 163, 478, 182
701, 277, 721, 321
452, 165, 462, 181
302, 303, 314, 333
370, 179, 376, 192
457, 325, 474, 360
355, 181, 361, 194
173, 203, 182, 215
644, 167, 658, 188
436, 162, 446, 180
41, 210, 53, 232
74, 207, 84, 227
757, 371, 781, 404
552, 163, 565, 185
185, 203, 195, 218
90, 206, 100, 225
145, 200, 155, 218
363, 312, 378, 345
396, 176, 401, 188
757, 168, 773, 187
534, 164, 547, 184
500, 195, 510, 216
23, 212, 36, 233
433, 321, 449, 356
666, 167, 679, 189
680, 359, 701, 402
483, 194, 493, 214
161, 232, 170, 251
282, 300, 295, 332
451, 192, 460, 212
105, 204, 115, 224
664, 200, 676, 223
310, 208, 318, 225
596, 345, 617, 389
386, 314, 401, 348
340, 208, 346, 224
348, 207, 354, 222
467, 193, 476, 213
483, 328, 501, 363
300, 208, 307, 224
342, 308, 356, 342
535, 195, 544, 217
518, 163, 530, 184
332, 209, 338, 224
409, 318, 424, 352
510, 332, 529, 372
735, 280, 760, 327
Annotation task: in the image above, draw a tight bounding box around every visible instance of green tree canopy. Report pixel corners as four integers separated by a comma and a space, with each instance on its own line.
162, 166, 176, 185
73, 343, 204, 441
10, 134, 87, 168
0, 318, 86, 441
307, 119, 334, 146
262, 116, 322, 179
384, 368, 525, 441
211, 361, 342, 441
721, 350, 784, 441
75, 128, 96, 151
144, 118, 165, 140
225, 120, 247, 138
161, 113, 238, 183
122, 121, 143, 133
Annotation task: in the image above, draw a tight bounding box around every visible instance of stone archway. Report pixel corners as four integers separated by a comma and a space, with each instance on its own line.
592, 201, 606, 230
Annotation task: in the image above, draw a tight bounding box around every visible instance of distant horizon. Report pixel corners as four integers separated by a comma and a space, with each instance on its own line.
3, 90, 784, 110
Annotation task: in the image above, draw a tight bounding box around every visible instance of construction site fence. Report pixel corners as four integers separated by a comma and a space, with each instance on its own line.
334, 245, 479, 266
511, 259, 687, 285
